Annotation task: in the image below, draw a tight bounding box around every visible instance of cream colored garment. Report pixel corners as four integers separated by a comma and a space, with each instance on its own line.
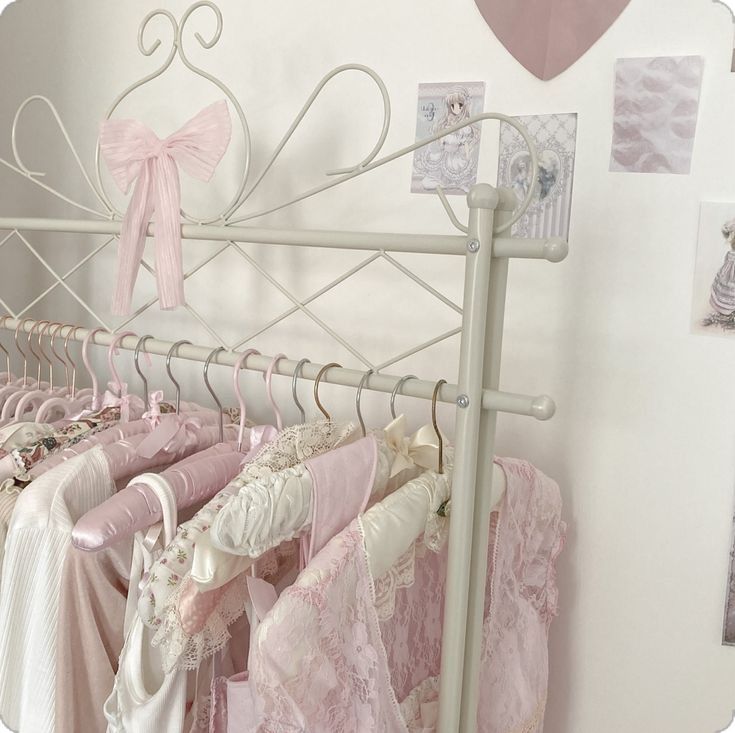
0, 447, 115, 733
199, 416, 440, 591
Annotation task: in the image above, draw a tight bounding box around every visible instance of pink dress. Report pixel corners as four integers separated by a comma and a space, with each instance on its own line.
250, 457, 565, 732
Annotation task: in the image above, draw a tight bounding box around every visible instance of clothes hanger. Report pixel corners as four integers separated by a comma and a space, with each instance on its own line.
233, 348, 260, 450
390, 374, 417, 420
49, 323, 73, 397
432, 379, 446, 476
166, 340, 191, 414
205, 346, 226, 442
291, 358, 310, 424
133, 334, 154, 408
65, 326, 94, 399
208, 369, 444, 563
0, 316, 15, 386
355, 369, 374, 437
11, 321, 72, 422
0, 320, 49, 422
33, 327, 109, 422
313, 362, 342, 420
263, 353, 286, 431
71, 347, 257, 552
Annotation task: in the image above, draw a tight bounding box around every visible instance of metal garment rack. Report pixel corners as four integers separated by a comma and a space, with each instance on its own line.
0, 4, 569, 731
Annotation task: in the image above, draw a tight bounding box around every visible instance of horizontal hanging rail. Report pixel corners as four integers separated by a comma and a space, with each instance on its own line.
0, 317, 555, 420
0, 218, 568, 261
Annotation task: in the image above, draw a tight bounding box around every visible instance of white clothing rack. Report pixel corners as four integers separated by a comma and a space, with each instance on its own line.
0, 4, 569, 731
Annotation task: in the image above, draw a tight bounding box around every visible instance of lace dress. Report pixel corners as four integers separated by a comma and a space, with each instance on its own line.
250, 457, 565, 732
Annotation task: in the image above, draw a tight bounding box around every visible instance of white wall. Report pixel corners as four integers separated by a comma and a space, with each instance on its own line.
2, 0, 735, 731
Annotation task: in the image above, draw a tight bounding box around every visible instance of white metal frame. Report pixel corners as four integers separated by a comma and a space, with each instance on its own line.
0, 4, 569, 730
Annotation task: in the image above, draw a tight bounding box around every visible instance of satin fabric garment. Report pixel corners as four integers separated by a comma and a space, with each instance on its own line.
71, 426, 276, 552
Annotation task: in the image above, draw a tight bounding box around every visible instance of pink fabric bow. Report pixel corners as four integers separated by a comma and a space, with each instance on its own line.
100, 381, 145, 424
142, 390, 165, 428
136, 413, 203, 459
99, 100, 232, 315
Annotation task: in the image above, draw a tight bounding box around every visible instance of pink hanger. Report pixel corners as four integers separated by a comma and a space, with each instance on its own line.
11, 322, 70, 422
0, 320, 41, 417
34, 326, 89, 422
0, 316, 15, 386
233, 348, 260, 451
70, 347, 278, 551
107, 331, 136, 396
83, 327, 107, 410
0, 320, 52, 423
263, 353, 286, 431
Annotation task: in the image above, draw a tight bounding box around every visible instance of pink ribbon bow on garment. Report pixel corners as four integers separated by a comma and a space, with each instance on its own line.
100, 381, 146, 424
142, 390, 165, 428
99, 100, 232, 315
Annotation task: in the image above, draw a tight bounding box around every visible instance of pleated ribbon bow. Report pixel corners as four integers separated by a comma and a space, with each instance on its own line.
99, 100, 232, 315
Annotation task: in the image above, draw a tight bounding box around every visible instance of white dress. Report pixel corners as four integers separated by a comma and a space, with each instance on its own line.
0, 447, 115, 733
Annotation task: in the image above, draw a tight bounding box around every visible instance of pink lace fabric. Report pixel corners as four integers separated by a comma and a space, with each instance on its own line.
142, 421, 355, 672
250, 457, 566, 732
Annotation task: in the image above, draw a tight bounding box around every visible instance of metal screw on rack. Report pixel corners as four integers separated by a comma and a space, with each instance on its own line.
467, 239, 480, 253
456, 394, 470, 408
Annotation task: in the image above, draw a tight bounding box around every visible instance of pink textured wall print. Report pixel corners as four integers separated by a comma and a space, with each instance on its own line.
610, 55, 704, 175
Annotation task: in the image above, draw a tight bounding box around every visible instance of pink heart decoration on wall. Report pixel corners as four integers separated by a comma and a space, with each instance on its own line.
474, 0, 632, 80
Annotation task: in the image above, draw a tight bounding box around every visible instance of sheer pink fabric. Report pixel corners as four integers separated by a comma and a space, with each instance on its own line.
250, 457, 565, 732
99, 100, 232, 314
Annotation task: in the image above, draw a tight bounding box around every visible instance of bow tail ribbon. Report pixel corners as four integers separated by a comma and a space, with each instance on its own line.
112, 162, 156, 316
151, 154, 185, 310
101, 100, 232, 316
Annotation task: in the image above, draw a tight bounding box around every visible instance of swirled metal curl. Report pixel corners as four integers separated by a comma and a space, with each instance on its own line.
224, 64, 391, 221
2, 95, 110, 217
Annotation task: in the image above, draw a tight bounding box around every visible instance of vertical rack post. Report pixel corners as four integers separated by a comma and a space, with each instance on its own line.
437, 183, 499, 732
457, 190, 514, 732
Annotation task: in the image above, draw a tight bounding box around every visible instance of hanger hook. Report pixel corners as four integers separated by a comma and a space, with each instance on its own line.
15, 318, 33, 386
134, 335, 154, 403
233, 348, 261, 451
38, 321, 58, 390
432, 379, 447, 474
390, 374, 417, 420
50, 323, 70, 391
291, 358, 310, 424
356, 369, 374, 437
64, 326, 80, 397
82, 327, 109, 409
313, 362, 342, 420
0, 316, 12, 384
263, 353, 286, 431
166, 340, 191, 414
204, 347, 225, 443
107, 331, 136, 396
28, 320, 45, 386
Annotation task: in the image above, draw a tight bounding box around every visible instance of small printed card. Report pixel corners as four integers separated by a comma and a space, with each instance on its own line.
690, 202, 735, 337
609, 55, 704, 174
411, 81, 486, 196
497, 112, 577, 240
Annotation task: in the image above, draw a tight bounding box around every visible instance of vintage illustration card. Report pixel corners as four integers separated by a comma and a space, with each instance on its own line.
497, 112, 577, 239
411, 81, 486, 195
690, 202, 735, 337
